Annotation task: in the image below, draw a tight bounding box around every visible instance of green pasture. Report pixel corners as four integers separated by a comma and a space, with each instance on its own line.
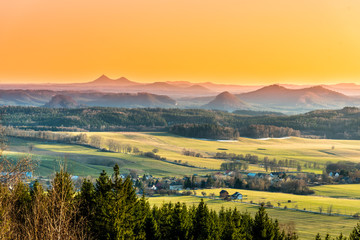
194, 188, 360, 216
6, 132, 360, 177
148, 194, 360, 239
311, 184, 360, 199
4, 137, 213, 177
84, 132, 360, 166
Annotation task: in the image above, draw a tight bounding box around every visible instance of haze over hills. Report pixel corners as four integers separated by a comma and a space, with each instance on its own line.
1, 75, 360, 113
3, 75, 360, 97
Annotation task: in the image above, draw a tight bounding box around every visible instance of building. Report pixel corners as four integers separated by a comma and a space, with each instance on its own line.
220, 190, 229, 198
169, 184, 183, 191
231, 192, 243, 200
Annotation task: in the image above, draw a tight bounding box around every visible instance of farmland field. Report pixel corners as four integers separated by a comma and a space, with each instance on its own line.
5, 132, 360, 177
311, 184, 360, 199
191, 188, 360, 216
80, 132, 360, 167
148, 194, 360, 239
5, 137, 213, 177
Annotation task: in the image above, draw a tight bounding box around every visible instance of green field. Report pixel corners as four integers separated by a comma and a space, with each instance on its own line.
6, 132, 360, 177
311, 184, 360, 199
83, 132, 360, 166
148, 194, 360, 239
191, 188, 360, 216
5, 137, 213, 177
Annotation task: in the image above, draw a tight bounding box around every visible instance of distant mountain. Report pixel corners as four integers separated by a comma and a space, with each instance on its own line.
81, 75, 139, 87
143, 82, 177, 91
0, 90, 54, 106
84, 92, 177, 108
237, 84, 357, 110
0, 89, 176, 108
185, 84, 211, 92
44, 95, 79, 108
202, 91, 250, 111
323, 83, 360, 96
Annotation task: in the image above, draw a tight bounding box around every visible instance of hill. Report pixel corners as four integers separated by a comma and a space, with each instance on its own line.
83, 74, 139, 86
44, 95, 79, 108
237, 85, 358, 110
0, 90, 177, 108
0, 90, 54, 106
202, 91, 250, 111
84, 92, 176, 108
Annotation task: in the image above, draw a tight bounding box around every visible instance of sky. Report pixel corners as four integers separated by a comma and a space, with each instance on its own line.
1, 0, 360, 85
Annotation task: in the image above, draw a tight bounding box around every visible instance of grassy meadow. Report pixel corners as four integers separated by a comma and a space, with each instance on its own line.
5, 137, 213, 177
82, 132, 360, 164
311, 184, 360, 199
148, 195, 359, 239
5, 132, 360, 177
191, 188, 360, 216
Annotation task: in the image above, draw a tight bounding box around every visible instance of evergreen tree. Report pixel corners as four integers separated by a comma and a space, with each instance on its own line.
77, 179, 95, 230
349, 224, 360, 240
252, 205, 277, 240
192, 199, 211, 240
315, 233, 322, 240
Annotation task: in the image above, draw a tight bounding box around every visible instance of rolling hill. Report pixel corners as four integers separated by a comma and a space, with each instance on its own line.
0, 90, 177, 108
202, 91, 250, 111
44, 95, 79, 108
237, 85, 359, 110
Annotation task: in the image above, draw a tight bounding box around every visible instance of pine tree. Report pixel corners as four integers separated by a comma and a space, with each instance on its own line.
92, 170, 114, 239
192, 199, 211, 240
349, 224, 360, 240
144, 211, 159, 240
252, 205, 277, 240
77, 179, 95, 231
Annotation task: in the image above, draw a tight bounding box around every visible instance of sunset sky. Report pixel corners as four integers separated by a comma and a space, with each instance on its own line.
1, 0, 360, 85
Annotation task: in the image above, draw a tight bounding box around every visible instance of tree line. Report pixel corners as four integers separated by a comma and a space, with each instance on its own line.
3, 106, 360, 139
169, 123, 240, 140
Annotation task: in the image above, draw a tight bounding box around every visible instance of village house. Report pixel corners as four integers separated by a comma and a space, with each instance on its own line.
219, 190, 229, 199
231, 192, 243, 200
169, 183, 183, 191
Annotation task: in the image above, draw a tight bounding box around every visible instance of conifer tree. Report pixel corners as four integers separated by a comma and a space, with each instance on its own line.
252, 205, 277, 240
192, 199, 211, 240
349, 224, 360, 240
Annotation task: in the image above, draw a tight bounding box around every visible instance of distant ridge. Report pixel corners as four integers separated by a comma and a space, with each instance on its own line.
202, 91, 250, 111
85, 75, 139, 86
237, 84, 355, 109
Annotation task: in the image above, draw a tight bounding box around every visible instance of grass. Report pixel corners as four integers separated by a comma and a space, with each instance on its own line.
148, 194, 360, 239
190, 188, 360, 216
6, 132, 360, 177
5, 137, 214, 178
311, 184, 360, 199
81, 132, 360, 168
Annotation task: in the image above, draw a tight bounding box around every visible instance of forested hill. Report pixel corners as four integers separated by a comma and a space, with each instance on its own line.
1, 106, 360, 139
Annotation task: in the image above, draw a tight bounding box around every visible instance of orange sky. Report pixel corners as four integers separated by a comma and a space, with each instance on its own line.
1, 0, 360, 85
